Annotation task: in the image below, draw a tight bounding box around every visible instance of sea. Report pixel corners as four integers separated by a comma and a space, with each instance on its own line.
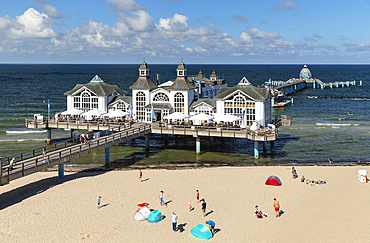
0, 64, 369, 167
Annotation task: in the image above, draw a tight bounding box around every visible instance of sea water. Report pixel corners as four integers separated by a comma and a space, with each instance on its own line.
0, 64, 369, 166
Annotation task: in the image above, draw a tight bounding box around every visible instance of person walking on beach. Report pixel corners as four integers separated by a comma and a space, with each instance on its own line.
97, 196, 101, 209
188, 202, 192, 212
328, 158, 332, 165
202, 199, 207, 217
292, 166, 297, 179
160, 191, 165, 206
273, 198, 280, 218
196, 190, 200, 202
138, 169, 142, 182
171, 212, 178, 232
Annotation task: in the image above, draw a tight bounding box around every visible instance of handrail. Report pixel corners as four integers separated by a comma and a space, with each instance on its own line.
1, 124, 151, 182
4, 121, 137, 166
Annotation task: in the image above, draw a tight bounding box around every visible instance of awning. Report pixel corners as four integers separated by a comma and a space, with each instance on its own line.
144, 103, 172, 110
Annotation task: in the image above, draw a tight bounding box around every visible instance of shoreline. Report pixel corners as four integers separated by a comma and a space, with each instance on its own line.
48, 161, 370, 173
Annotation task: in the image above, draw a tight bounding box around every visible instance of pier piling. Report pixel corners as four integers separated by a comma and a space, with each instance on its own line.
254, 141, 259, 159
105, 147, 110, 168
47, 129, 51, 145
196, 137, 201, 155
58, 163, 64, 179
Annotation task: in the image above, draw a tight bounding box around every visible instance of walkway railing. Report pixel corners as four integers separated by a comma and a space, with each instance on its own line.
1, 123, 151, 185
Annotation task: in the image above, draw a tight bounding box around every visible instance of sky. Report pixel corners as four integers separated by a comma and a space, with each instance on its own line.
1, 0, 370, 64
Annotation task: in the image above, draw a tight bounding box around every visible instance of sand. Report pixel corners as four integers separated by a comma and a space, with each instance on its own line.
1, 165, 370, 243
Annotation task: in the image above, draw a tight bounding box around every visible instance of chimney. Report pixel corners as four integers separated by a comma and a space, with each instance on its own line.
156, 73, 160, 85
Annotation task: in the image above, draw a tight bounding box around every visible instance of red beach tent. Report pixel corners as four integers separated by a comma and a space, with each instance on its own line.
265, 176, 282, 186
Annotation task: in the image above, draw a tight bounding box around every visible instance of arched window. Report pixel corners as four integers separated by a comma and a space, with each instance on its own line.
174, 92, 184, 113
224, 92, 255, 124
136, 91, 146, 121
117, 102, 128, 112
73, 89, 98, 112
153, 92, 169, 102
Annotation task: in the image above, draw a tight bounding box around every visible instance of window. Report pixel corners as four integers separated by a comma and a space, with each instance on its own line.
178, 70, 183, 76
140, 70, 145, 76
136, 91, 146, 121
195, 104, 213, 115
117, 102, 128, 112
153, 92, 169, 102
174, 92, 184, 113
223, 92, 255, 125
72, 89, 98, 112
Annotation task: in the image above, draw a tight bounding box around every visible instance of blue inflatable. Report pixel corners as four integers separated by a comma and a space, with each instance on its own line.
191, 223, 212, 240
147, 210, 163, 223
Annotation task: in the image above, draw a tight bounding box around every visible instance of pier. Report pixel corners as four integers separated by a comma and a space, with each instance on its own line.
1, 115, 291, 185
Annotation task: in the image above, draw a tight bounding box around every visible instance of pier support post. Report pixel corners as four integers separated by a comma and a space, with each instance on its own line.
263, 141, 267, 153
254, 141, 259, 159
145, 134, 150, 151
313, 82, 315, 89
209, 136, 214, 146
70, 129, 74, 138
47, 129, 51, 145
58, 163, 64, 179
270, 141, 274, 150
360, 80, 362, 86
164, 134, 168, 146
196, 137, 201, 155
105, 147, 110, 168
330, 83, 332, 89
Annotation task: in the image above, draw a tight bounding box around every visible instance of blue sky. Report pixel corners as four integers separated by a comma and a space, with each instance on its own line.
1, 0, 370, 64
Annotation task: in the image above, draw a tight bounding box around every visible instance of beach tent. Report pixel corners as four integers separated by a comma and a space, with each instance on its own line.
147, 209, 163, 223
358, 169, 368, 183
191, 223, 212, 240
265, 176, 282, 186
134, 206, 151, 221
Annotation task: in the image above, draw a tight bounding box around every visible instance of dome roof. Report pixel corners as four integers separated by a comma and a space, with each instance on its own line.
299, 65, 312, 79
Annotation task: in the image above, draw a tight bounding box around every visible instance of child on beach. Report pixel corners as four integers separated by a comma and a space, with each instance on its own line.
97, 196, 101, 209
196, 190, 199, 202
292, 166, 298, 179
188, 202, 192, 212
138, 169, 142, 182
159, 191, 165, 206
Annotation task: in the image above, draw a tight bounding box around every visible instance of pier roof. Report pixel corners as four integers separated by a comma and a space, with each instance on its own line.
190, 99, 217, 110
64, 76, 127, 96
130, 76, 158, 90
214, 85, 270, 101
169, 77, 196, 90
109, 96, 132, 105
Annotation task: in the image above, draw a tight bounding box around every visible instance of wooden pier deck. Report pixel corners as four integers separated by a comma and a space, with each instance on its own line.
0, 123, 151, 186
0, 115, 292, 185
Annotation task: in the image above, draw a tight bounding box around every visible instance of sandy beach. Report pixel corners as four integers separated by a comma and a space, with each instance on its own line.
1, 165, 370, 242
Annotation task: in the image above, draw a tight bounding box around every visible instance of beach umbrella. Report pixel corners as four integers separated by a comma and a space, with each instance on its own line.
213, 114, 241, 123
163, 112, 190, 120
81, 109, 107, 120
61, 108, 84, 116
106, 110, 129, 118
189, 113, 214, 121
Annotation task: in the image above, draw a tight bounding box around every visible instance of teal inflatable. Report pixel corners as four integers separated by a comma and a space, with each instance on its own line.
191, 223, 212, 240
147, 210, 163, 223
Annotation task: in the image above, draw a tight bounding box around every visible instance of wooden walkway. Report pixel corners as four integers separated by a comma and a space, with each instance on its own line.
0, 123, 151, 186
151, 115, 291, 142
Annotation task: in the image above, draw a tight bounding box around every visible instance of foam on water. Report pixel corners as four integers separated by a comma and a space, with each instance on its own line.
6, 130, 46, 134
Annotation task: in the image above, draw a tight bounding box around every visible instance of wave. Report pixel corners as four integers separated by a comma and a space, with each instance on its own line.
316, 123, 359, 127
6, 130, 47, 134
0, 138, 45, 142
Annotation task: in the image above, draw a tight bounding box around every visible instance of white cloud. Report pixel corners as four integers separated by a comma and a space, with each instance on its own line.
248, 27, 281, 39
272, 1, 297, 12
8, 8, 57, 39
264, 39, 294, 48
313, 33, 323, 38
82, 32, 122, 48
42, 4, 69, 19
107, 0, 145, 12
232, 14, 248, 22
